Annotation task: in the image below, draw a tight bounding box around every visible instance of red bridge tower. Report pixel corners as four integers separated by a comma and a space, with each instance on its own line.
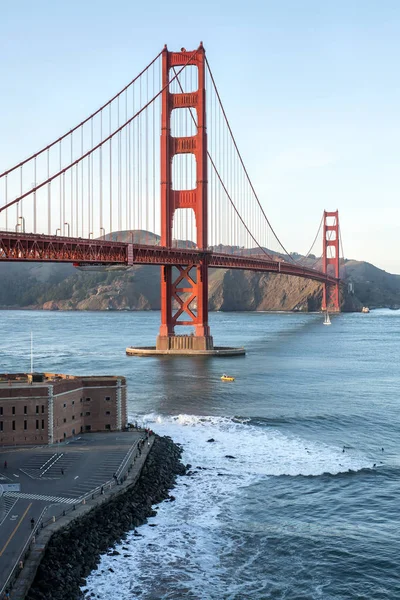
321, 210, 341, 312
156, 43, 213, 351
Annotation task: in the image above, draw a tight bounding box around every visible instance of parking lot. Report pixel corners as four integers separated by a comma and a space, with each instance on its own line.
0, 430, 146, 594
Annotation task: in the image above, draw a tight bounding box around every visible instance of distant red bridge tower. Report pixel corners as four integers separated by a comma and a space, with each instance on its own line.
321, 210, 340, 312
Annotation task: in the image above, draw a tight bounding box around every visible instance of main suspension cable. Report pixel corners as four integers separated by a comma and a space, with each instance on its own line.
0, 47, 200, 215
0, 51, 163, 179
205, 57, 296, 262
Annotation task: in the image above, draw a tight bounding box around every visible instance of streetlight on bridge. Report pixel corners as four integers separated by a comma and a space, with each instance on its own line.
64, 222, 70, 237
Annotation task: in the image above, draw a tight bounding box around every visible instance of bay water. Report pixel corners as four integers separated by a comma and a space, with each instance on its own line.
0, 309, 399, 599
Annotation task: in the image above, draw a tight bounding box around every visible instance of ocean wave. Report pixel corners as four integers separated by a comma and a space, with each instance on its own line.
83, 412, 372, 600
138, 412, 370, 478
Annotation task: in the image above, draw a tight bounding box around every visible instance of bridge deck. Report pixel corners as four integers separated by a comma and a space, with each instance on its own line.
0, 232, 338, 285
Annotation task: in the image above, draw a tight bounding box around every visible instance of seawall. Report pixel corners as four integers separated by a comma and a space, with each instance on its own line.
23, 435, 186, 600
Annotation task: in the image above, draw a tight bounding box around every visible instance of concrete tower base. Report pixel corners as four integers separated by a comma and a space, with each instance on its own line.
156, 334, 214, 352
126, 346, 245, 356
126, 334, 245, 356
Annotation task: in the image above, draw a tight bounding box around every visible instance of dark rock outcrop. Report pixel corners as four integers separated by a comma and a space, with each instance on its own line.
25, 435, 186, 600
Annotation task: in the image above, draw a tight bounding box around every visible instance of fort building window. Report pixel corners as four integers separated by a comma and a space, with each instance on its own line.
12, 406, 15, 415
13, 421, 16, 431
85, 412, 91, 416
105, 424, 111, 430
85, 397, 91, 402
0, 407, 3, 415
24, 406, 27, 414
42, 420, 45, 429
0, 422, 3, 431
105, 396, 111, 401
36, 406, 39, 414
36, 420, 39, 430
85, 425, 91, 432
63, 403, 66, 408
24, 420, 27, 430
42, 405, 45, 413
72, 415, 75, 420
63, 418, 67, 423
106, 411, 111, 415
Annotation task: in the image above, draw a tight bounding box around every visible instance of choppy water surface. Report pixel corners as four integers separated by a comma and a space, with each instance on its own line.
1, 309, 399, 599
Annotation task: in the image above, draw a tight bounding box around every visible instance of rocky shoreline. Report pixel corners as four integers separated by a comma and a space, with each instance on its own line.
25, 435, 186, 600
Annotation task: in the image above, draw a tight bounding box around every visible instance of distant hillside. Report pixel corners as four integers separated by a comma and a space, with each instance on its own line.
344, 260, 400, 309
0, 232, 399, 312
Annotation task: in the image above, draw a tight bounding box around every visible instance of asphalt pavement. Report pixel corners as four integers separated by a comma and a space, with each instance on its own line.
0, 431, 144, 595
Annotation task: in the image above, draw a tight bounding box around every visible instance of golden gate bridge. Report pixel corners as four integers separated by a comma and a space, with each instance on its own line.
0, 43, 341, 354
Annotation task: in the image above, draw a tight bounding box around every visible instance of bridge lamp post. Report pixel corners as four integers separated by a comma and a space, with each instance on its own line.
15, 223, 21, 232
100, 227, 105, 239
19, 216, 26, 233
89, 232, 93, 239
55, 228, 61, 236
64, 222, 70, 237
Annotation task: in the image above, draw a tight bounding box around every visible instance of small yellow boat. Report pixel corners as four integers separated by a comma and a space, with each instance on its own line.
221, 374, 235, 382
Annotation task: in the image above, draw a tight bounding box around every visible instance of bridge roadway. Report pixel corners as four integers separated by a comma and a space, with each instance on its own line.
0, 431, 145, 596
0, 231, 338, 286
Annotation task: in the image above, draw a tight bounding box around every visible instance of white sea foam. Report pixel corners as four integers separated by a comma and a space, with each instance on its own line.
82, 413, 371, 600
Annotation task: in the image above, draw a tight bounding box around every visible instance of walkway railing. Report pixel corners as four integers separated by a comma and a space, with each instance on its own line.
0, 506, 47, 597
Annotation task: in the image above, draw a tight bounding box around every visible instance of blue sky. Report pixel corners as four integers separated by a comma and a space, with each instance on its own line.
1, 0, 399, 272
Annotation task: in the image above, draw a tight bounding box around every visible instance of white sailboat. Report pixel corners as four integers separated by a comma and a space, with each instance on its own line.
323, 311, 331, 326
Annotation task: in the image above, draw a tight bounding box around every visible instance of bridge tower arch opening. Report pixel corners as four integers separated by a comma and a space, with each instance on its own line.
157, 43, 213, 352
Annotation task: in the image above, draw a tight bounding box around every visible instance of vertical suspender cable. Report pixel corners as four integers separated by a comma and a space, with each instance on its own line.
138, 77, 141, 234
88, 147, 91, 237
118, 98, 121, 233
81, 126, 84, 237
59, 142, 62, 232
62, 172, 66, 234
33, 156, 36, 233
47, 150, 51, 234
91, 118, 94, 236
100, 110, 103, 234
145, 69, 149, 245
4, 175, 7, 231
125, 91, 129, 235
109, 104, 112, 235
70, 133, 73, 235
134, 87, 137, 236
75, 164, 78, 237
152, 61, 156, 242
